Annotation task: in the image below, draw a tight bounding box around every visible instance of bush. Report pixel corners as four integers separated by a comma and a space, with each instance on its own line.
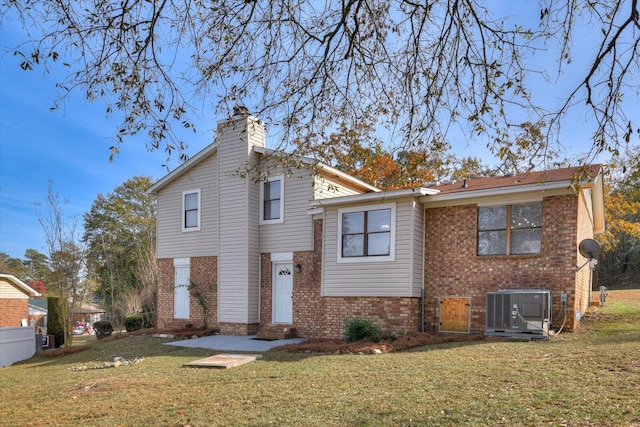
125, 313, 155, 332
46, 296, 65, 348
93, 320, 114, 339
344, 318, 380, 342
125, 314, 144, 332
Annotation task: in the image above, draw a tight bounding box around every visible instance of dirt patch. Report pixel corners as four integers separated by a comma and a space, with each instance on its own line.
271, 332, 492, 354
40, 345, 91, 358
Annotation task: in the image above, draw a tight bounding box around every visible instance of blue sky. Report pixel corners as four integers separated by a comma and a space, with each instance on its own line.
0, 2, 633, 261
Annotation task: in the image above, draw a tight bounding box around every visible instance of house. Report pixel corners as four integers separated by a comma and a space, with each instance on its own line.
29, 299, 48, 333
148, 112, 605, 339
0, 273, 40, 367
0, 273, 40, 327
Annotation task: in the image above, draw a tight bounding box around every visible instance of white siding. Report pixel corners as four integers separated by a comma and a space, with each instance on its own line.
217, 117, 263, 323
314, 175, 368, 199
156, 153, 219, 259
322, 199, 420, 297
0, 279, 30, 299
259, 169, 315, 253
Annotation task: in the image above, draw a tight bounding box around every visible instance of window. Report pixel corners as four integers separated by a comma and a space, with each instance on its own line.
338, 204, 396, 263
260, 175, 284, 224
182, 189, 201, 232
478, 202, 542, 256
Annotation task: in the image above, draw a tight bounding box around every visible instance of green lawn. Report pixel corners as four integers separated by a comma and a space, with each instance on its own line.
1, 290, 639, 426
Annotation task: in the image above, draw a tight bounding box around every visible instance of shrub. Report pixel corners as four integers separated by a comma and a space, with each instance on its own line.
46, 296, 65, 348
94, 320, 114, 339
125, 314, 144, 332
344, 318, 380, 342
125, 313, 155, 332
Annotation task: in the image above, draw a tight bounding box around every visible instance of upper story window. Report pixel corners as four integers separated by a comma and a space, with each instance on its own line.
338, 203, 396, 263
477, 202, 542, 256
182, 189, 201, 232
260, 175, 284, 224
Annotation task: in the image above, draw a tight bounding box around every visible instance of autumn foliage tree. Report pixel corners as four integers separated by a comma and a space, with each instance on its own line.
296, 122, 436, 189
597, 146, 640, 288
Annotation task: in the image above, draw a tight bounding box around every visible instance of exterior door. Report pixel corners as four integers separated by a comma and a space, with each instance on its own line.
439, 297, 471, 333
273, 263, 293, 323
174, 266, 190, 319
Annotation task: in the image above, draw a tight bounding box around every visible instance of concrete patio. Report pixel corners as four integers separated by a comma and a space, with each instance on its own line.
164, 334, 305, 352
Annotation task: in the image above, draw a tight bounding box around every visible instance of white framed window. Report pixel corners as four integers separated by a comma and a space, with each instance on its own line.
260, 175, 284, 224
182, 189, 201, 232
337, 203, 396, 263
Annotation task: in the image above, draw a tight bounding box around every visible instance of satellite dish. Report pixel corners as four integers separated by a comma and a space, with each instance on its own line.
579, 239, 601, 259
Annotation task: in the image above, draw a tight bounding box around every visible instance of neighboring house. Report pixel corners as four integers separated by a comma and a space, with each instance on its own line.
0, 273, 40, 327
71, 302, 105, 325
0, 273, 40, 367
148, 112, 605, 339
29, 299, 48, 333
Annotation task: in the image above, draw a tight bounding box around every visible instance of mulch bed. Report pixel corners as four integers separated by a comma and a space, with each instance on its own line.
271, 332, 491, 354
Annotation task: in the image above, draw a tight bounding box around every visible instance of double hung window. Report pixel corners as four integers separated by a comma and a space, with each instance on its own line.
260, 176, 284, 224
182, 189, 201, 231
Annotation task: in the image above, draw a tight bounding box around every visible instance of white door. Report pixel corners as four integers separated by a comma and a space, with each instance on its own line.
273, 263, 293, 323
174, 266, 190, 319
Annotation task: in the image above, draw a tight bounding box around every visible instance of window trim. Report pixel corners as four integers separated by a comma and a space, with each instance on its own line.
260, 175, 285, 225
182, 189, 201, 232
337, 203, 396, 263
477, 201, 542, 256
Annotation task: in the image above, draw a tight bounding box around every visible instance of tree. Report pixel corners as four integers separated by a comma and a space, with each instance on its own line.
83, 176, 157, 332
35, 181, 87, 347
23, 249, 51, 283
597, 145, 640, 288
3, 1, 638, 167
0, 252, 27, 279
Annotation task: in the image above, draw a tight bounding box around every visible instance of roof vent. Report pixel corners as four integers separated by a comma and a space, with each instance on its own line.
461, 179, 468, 188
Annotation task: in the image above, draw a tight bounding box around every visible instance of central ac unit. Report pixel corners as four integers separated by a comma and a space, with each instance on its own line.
485, 289, 551, 339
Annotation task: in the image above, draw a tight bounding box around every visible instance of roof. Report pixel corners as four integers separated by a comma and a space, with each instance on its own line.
71, 302, 106, 314
430, 165, 602, 195
29, 299, 48, 310
0, 273, 41, 297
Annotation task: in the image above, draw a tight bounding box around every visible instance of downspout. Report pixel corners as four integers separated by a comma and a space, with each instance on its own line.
421, 204, 426, 333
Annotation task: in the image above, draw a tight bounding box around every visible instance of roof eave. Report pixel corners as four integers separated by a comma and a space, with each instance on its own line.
146, 143, 218, 194
312, 187, 438, 207
419, 180, 577, 204
0, 273, 40, 297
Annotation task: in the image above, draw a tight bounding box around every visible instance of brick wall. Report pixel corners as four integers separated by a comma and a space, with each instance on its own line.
0, 299, 29, 327
424, 195, 583, 333
156, 256, 217, 330
156, 258, 175, 329
575, 191, 597, 327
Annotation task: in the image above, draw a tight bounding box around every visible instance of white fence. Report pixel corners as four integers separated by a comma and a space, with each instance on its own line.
0, 327, 35, 367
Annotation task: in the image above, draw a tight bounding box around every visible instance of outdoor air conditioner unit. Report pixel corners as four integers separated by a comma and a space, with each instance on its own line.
485, 289, 551, 339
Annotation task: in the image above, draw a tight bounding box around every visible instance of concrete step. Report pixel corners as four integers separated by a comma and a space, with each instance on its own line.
256, 324, 297, 341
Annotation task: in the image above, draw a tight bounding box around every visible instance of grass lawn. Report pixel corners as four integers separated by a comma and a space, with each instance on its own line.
1, 290, 639, 426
